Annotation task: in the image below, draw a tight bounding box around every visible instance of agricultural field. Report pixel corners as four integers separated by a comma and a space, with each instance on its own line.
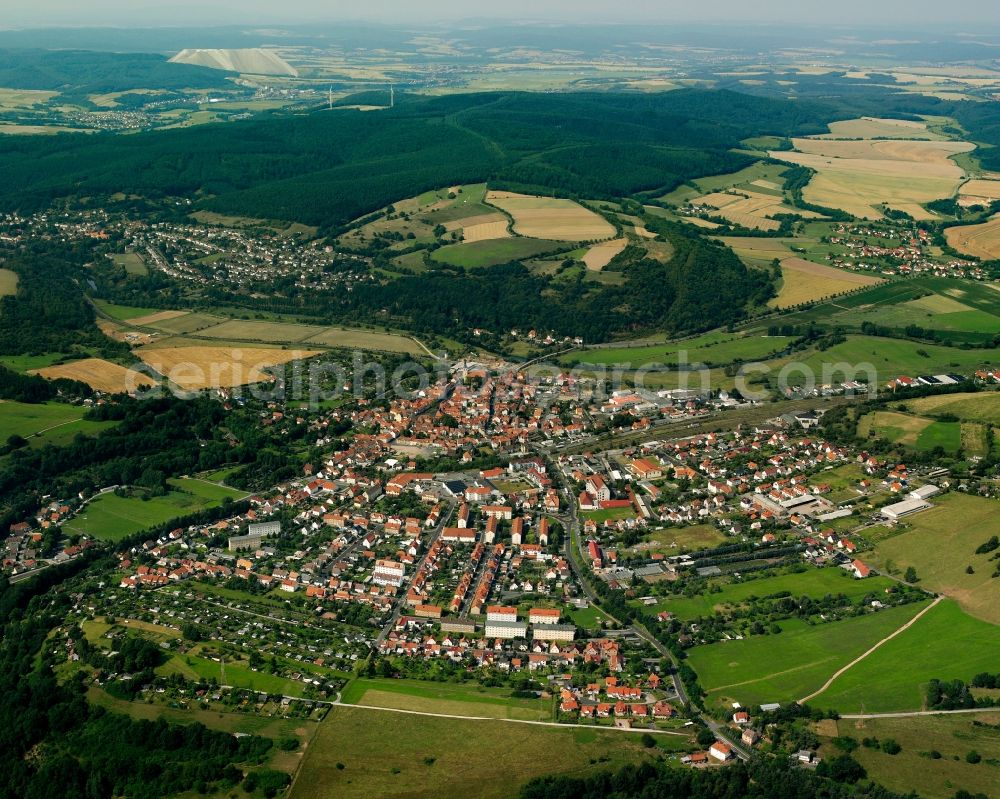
771, 137, 973, 219
659, 161, 792, 206
770, 257, 883, 308
31, 357, 157, 394
824, 712, 1000, 799
92, 300, 162, 321
341, 678, 551, 721
866, 493, 1000, 624
63, 481, 246, 541
485, 191, 615, 241
857, 411, 964, 454
815, 116, 945, 140
136, 346, 319, 390
432, 237, 564, 268
957, 177, 1000, 207
0, 268, 18, 296
289, 705, 690, 799
0, 88, 58, 109
0, 400, 113, 446
814, 600, 1000, 713
583, 238, 627, 270
686, 601, 927, 710
898, 391, 1000, 423
690, 190, 817, 232
567, 332, 789, 368
945, 214, 1000, 260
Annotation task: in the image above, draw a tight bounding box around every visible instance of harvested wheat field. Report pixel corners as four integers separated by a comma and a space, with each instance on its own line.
583, 238, 627, 271
771, 137, 972, 219
137, 347, 319, 390
33, 358, 156, 394
816, 117, 942, 140
485, 191, 614, 241
770, 258, 883, 309
694, 190, 821, 231
945, 214, 1000, 260
462, 220, 510, 242
958, 178, 1000, 208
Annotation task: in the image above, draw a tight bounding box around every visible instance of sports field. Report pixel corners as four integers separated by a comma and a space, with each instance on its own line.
815, 600, 1000, 713
486, 191, 615, 241
32, 357, 157, 394
867, 493, 1000, 624
686, 601, 927, 710
289, 706, 690, 799
770, 258, 882, 308
109, 252, 148, 276
63, 480, 247, 541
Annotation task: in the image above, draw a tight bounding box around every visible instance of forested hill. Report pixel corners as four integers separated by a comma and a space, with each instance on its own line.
0, 49, 234, 93
0, 89, 835, 231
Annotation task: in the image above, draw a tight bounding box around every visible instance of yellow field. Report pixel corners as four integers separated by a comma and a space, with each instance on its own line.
945, 214, 1000, 260
816, 116, 941, 140
137, 347, 319, 390
0, 268, 18, 296
958, 178, 1000, 208
857, 411, 933, 445
486, 191, 615, 241
769, 258, 883, 308
772, 137, 973, 219
693, 190, 820, 231
462, 220, 510, 242
33, 358, 157, 394
127, 310, 189, 326
0, 88, 57, 109
583, 238, 628, 270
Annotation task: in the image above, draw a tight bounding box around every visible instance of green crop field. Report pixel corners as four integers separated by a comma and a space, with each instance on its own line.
686, 601, 927, 710
0, 400, 113, 446
826, 712, 1000, 799
815, 600, 1000, 713
857, 411, 963, 453
432, 238, 564, 269
0, 268, 18, 297
92, 299, 162, 321
899, 391, 1000, 424
567, 333, 789, 368
63, 482, 245, 541
290, 705, 692, 799
867, 493, 1000, 624
342, 677, 551, 721
637, 567, 896, 619
0, 353, 75, 372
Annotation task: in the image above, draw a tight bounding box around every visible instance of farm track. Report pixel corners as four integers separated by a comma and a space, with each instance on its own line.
798, 596, 944, 704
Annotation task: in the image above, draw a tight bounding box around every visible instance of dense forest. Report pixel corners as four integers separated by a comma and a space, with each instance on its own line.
0, 48, 233, 93
0, 89, 839, 230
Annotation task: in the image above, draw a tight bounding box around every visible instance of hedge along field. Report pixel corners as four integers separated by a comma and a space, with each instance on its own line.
814, 600, 1000, 713
685, 601, 927, 710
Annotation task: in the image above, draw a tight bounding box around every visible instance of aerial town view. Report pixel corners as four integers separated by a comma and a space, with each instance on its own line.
3, 2, 1000, 798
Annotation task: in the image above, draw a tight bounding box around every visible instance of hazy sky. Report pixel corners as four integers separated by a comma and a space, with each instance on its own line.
4, 0, 999, 28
